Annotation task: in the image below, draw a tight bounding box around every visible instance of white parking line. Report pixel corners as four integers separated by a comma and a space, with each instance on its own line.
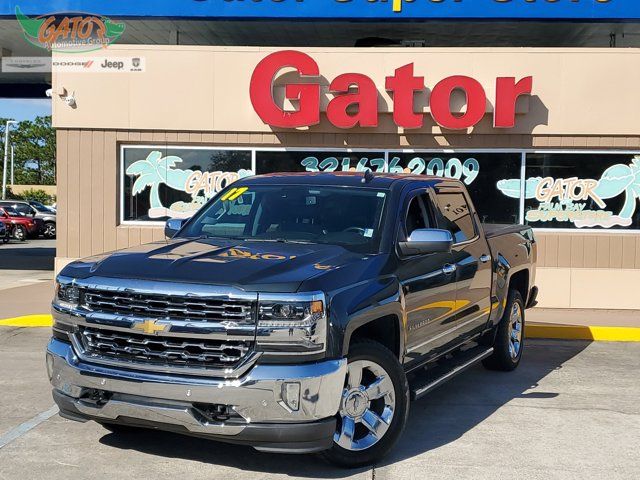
0, 406, 59, 450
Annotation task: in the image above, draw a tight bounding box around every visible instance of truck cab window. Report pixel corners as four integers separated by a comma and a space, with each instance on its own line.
434, 190, 475, 243
404, 194, 430, 238
182, 185, 388, 254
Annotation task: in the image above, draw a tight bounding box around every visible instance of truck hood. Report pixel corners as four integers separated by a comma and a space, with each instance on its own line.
61, 237, 377, 293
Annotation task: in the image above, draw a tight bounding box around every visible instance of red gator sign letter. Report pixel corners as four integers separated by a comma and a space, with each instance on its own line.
250, 50, 533, 130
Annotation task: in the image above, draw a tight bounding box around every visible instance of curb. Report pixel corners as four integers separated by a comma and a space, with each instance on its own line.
0, 315, 53, 327
1, 316, 639, 342
525, 322, 640, 342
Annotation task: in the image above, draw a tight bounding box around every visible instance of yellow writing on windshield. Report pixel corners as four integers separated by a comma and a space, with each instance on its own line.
221, 186, 248, 201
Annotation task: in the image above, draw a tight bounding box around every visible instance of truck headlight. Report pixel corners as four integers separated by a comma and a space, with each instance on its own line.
256, 293, 327, 355
55, 278, 80, 309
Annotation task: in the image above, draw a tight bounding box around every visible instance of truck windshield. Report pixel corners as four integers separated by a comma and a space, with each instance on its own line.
179, 184, 388, 253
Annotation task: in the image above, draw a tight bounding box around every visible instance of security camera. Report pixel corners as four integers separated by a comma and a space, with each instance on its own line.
45, 88, 53, 98
64, 93, 76, 107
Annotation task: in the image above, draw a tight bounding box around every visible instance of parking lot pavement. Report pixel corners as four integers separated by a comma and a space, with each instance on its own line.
0, 239, 54, 291
0, 239, 54, 320
0, 327, 52, 436
0, 333, 638, 480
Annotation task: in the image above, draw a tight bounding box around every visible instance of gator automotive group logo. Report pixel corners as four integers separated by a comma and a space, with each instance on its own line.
15, 6, 125, 53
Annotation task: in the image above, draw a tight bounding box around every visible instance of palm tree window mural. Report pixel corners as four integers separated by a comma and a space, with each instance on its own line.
122, 148, 252, 221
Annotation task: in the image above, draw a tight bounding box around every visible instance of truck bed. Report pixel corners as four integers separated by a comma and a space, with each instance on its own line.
482, 223, 531, 239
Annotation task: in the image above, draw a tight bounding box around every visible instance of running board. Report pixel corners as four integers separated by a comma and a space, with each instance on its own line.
410, 347, 494, 401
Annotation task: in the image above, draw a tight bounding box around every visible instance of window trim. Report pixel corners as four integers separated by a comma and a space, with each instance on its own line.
118, 145, 640, 233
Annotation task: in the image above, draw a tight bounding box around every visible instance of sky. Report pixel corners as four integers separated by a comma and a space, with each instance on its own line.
0, 98, 51, 121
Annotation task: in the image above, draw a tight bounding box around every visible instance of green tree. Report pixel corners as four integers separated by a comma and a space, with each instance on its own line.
0, 115, 56, 186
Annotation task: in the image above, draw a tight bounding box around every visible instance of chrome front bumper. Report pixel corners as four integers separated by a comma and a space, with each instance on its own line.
47, 338, 346, 452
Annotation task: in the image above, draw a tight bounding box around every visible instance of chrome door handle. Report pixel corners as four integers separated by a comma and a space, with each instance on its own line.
479, 254, 491, 263
442, 264, 457, 275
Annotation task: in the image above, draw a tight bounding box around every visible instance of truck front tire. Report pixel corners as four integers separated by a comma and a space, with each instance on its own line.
483, 289, 525, 372
322, 340, 409, 468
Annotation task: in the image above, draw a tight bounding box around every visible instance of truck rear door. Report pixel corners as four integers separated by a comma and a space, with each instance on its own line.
430, 184, 493, 347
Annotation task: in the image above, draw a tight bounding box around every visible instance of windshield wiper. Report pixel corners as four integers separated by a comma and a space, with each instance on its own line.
202, 235, 314, 245
201, 235, 247, 241
275, 238, 314, 245
247, 238, 314, 245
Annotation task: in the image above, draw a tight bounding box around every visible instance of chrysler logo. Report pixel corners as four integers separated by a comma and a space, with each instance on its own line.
132, 319, 168, 335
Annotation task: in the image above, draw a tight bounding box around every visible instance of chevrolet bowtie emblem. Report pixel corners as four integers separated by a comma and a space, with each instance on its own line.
132, 319, 168, 335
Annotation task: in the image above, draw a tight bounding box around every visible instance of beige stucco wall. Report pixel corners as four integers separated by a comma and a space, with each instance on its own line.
53, 45, 640, 136
52, 46, 640, 309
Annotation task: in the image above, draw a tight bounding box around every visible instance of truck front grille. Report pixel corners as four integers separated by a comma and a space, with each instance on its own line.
82, 289, 254, 323
77, 327, 253, 369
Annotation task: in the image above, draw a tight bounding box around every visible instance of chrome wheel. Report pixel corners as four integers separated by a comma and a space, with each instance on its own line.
13, 225, 26, 241
508, 302, 523, 359
43, 222, 56, 238
334, 360, 395, 451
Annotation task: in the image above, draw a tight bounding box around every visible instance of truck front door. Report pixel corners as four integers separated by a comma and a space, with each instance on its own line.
397, 188, 458, 366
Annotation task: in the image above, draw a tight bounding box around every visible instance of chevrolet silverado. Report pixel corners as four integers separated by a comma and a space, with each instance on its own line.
47, 172, 537, 467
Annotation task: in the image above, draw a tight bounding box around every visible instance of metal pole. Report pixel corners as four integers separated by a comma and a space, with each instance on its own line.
2, 120, 16, 199
10, 145, 14, 186
2, 124, 10, 200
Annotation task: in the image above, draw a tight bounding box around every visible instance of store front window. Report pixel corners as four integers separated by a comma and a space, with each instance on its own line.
121, 147, 252, 222
519, 153, 640, 230
121, 146, 640, 231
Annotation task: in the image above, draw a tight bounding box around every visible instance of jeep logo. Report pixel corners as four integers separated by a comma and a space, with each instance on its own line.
100, 59, 124, 70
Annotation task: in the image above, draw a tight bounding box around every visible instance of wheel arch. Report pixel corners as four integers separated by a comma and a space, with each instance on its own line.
340, 290, 405, 361
490, 257, 530, 326
508, 269, 529, 305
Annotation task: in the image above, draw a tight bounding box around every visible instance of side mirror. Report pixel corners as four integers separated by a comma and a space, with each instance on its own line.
398, 228, 453, 256
164, 218, 185, 238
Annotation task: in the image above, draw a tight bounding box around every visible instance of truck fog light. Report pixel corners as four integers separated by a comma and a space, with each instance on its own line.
46, 353, 54, 381
282, 382, 301, 411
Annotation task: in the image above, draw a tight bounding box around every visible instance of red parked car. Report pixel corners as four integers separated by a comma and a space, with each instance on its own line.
0, 206, 42, 241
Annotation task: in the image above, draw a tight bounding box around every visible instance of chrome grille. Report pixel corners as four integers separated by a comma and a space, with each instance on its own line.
81, 289, 254, 323
77, 327, 252, 369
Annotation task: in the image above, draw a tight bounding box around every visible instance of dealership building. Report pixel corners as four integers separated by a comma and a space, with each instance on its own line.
3, 1, 640, 309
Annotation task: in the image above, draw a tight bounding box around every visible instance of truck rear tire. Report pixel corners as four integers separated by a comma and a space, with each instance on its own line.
321, 340, 409, 468
482, 289, 525, 372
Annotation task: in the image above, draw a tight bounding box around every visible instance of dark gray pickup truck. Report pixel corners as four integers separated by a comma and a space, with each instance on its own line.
47, 172, 537, 467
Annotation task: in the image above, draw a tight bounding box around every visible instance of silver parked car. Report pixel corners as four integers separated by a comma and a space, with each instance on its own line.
0, 200, 56, 238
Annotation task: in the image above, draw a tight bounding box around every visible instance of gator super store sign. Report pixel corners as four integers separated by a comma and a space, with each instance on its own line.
3, 0, 639, 20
